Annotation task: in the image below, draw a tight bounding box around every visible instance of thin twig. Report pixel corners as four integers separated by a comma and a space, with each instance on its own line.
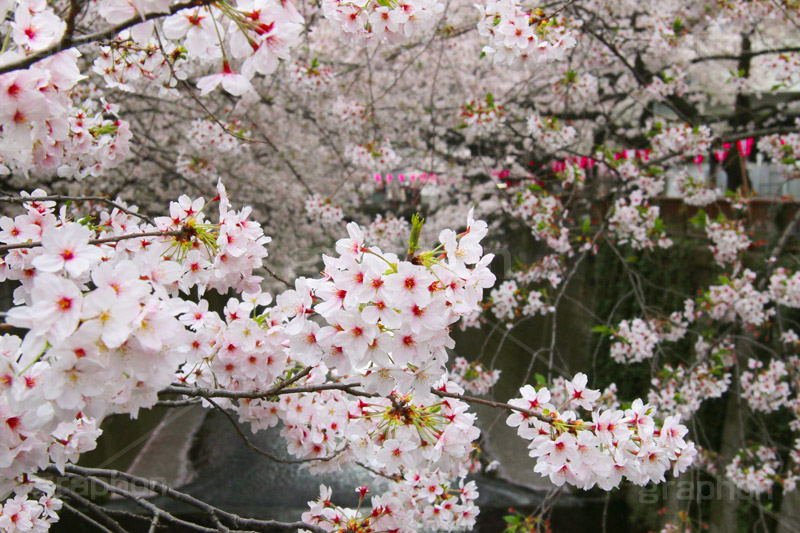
263, 265, 292, 288
204, 396, 346, 464
431, 387, 555, 424
147, 514, 160, 533
0, 230, 183, 253
61, 502, 122, 533
0, 194, 155, 225
50, 465, 328, 533
57, 485, 133, 533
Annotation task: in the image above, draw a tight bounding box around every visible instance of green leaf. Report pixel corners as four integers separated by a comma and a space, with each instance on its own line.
688, 209, 707, 227
581, 218, 591, 234
486, 92, 495, 108
90, 123, 118, 137
535, 373, 547, 385
77, 214, 94, 226
407, 213, 425, 259
591, 325, 614, 335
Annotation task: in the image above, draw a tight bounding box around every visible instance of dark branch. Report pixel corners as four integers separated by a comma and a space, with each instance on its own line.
0, 0, 215, 76
0, 230, 183, 253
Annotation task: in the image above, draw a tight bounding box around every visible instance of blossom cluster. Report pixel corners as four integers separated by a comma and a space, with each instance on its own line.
321, 0, 444, 46
488, 280, 519, 322
758, 131, 800, 178
0, 64, 132, 178
740, 358, 792, 413
476, 1, 576, 67
0, 477, 61, 533
177, 119, 250, 182
643, 71, 689, 100
609, 318, 660, 364
363, 214, 410, 253
448, 357, 501, 395
92, 35, 186, 93
165, 0, 304, 95
305, 194, 345, 224
674, 174, 720, 207
648, 359, 732, 419
608, 191, 672, 250
506, 373, 696, 490
0, 0, 308, 178
488, 279, 555, 324
510, 254, 565, 288
555, 70, 598, 105
702, 270, 773, 326
302, 473, 479, 533
188, 211, 497, 529
706, 218, 751, 266
502, 187, 570, 254
274, 209, 494, 394
0, 183, 272, 529
186, 119, 248, 154
649, 124, 713, 159
725, 446, 780, 495
8, 0, 305, 98
458, 94, 505, 141
0, 187, 507, 531
526, 114, 578, 154
769, 268, 800, 308
546, 375, 620, 412
330, 98, 369, 129
345, 140, 402, 172
289, 60, 334, 94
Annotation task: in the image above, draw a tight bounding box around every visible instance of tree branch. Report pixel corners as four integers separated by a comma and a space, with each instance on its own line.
0, 0, 215, 76
57, 485, 131, 533
165, 380, 376, 400
204, 396, 347, 464
431, 387, 555, 424
0, 194, 156, 225
0, 229, 183, 253
50, 465, 328, 533
691, 47, 800, 63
